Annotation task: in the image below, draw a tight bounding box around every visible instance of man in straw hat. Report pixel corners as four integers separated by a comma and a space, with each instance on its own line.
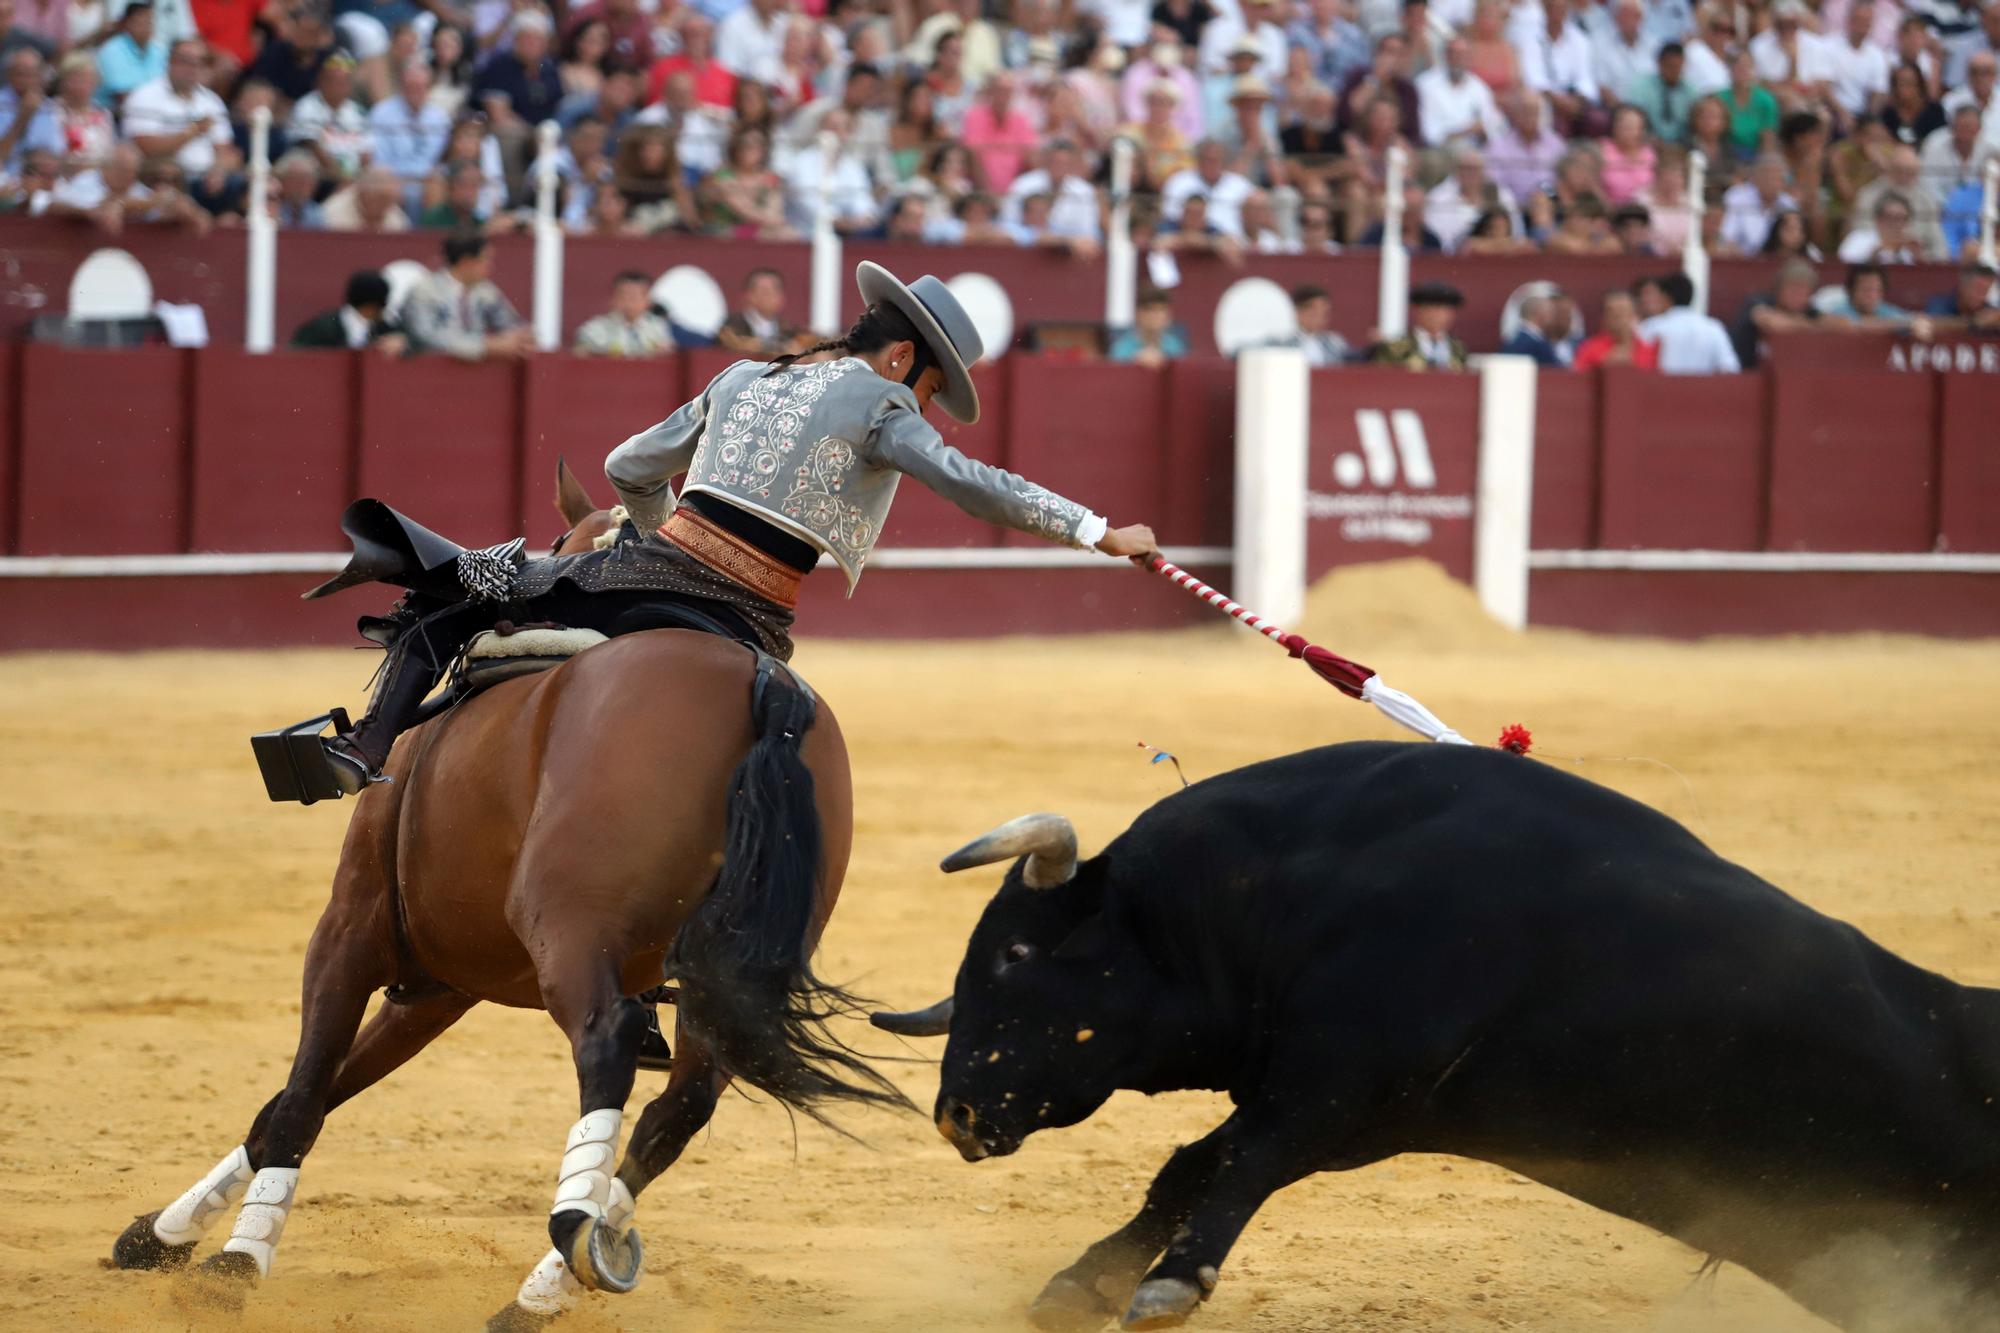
293, 262, 1158, 798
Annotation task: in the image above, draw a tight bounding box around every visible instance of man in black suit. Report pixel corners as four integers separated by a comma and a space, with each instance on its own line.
290, 270, 406, 353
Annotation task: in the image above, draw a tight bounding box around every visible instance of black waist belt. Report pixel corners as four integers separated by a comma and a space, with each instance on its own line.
682, 492, 818, 574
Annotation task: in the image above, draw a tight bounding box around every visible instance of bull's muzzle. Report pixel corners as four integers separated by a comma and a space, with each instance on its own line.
937, 1096, 1009, 1162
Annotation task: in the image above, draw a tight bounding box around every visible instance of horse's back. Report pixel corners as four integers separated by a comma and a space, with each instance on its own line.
387, 630, 850, 1006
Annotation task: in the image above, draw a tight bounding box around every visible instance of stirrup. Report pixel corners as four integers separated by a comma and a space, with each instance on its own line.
249, 709, 386, 805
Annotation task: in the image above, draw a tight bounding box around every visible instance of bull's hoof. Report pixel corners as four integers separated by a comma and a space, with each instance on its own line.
1029, 1273, 1120, 1330
110, 1212, 197, 1272
179, 1248, 260, 1312
485, 1301, 561, 1333
565, 1217, 643, 1295
1121, 1278, 1203, 1330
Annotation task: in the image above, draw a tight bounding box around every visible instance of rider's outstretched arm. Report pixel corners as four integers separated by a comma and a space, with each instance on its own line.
865, 397, 1130, 552
604, 388, 712, 531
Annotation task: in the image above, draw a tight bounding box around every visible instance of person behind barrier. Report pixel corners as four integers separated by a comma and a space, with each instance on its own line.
279, 261, 1160, 800
1369, 281, 1467, 370
400, 231, 535, 361
572, 268, 674, 357
1108, 286, 1189, 367
290, 268, 407, 352
1640, 269, 1741, 373
1571, 289, 1658, 370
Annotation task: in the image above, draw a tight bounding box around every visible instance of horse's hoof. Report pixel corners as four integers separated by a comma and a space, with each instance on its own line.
485, 1301, 561, 1333
1029, 1274, 1119, 1331
110, 1212, 197, 1272
179, 1249, 259, 1312
566, 1218, 642, 1295
1121, 1278, 1203, 1330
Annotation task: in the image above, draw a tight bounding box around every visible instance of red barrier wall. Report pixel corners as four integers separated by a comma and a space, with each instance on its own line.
1767, 371, 1938, 553
17, 344, 191, 555
1938, 375, 2000, 553
8, 216, 1938, 357
3, 341, 1996, 648
1599, 370, 1769, 550
191, 349, 356, 551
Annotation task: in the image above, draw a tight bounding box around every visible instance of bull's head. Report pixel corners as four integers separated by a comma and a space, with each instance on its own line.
872, 814, 1165, 1162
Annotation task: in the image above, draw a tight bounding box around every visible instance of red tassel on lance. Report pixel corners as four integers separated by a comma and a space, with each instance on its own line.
1300, 644, 1375, 699
1277, 632, 1309, 659
1497, 724, 1533, 755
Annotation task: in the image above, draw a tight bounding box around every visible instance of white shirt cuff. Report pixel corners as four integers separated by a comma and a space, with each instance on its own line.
1076, 511, 1109, 549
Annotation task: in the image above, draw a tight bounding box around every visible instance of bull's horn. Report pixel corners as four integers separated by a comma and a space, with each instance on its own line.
870, 997, 954, 1037
941, 813, 1078, 889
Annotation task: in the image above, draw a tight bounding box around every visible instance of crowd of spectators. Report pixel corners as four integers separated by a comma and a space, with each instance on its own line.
5, 0, 2000, 264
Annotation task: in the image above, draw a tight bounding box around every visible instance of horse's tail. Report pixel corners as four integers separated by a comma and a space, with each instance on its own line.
668, 658, 912, 1126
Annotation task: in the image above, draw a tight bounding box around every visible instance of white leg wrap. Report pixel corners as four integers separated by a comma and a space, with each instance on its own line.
550, 1108, 622, 1220
219, 1167, 301, 1277
518, 1141, 638, 1315
154, 1145, 256, 1246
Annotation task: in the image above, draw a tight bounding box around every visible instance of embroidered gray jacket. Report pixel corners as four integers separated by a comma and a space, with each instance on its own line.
604, 356, 1107, 591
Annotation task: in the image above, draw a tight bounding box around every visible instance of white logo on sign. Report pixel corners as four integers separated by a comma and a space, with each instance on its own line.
1308, 409, 1472, 546
1334, 410, 1436, 489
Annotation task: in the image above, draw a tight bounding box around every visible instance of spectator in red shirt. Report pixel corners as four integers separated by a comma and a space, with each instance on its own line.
1572, 288, 1660, 369
190, 0, 260, 73
647, 13, 735, 110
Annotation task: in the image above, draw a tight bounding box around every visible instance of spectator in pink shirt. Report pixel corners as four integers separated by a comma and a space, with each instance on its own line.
961, 69, 1038, 191
1599, 103, 1658, 203
1485, 86, 1566, 202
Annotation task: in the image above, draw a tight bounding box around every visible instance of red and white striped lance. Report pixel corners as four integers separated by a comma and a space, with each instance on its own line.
1136, 554, 1473, 747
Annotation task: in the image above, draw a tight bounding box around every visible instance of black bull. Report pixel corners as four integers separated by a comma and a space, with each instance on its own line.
872, 741, 2000, 1333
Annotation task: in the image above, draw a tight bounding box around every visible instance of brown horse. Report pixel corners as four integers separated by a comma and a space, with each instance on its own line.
109, 467, 906, 1330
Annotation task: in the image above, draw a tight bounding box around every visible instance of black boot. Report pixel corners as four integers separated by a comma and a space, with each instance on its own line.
323, 735, 387, 795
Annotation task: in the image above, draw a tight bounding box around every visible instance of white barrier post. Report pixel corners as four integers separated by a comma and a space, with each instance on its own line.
244, 105, 275, 353
1104, 136, 1136, 330
1981, 158, 1999, 270
1473, 354, 1538, 631
1233, 347, 1310, 630
809, 128, 842, 336
532, 120, 563, 352
1684, 149, 1710, 315
1376, 144, 1409, 339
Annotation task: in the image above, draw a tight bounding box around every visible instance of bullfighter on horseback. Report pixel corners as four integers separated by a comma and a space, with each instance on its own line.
267, 260, 1157, 802
114, 261, 1159, 1330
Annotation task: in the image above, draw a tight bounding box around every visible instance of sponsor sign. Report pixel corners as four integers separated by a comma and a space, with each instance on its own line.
1305, 373, 1482, 579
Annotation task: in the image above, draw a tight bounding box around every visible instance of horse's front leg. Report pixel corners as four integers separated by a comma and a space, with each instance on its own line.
111, 897, 390, 1304
488, 1023, 726, 1332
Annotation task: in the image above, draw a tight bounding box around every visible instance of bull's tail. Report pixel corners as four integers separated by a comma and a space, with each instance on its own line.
667, 659, 912, 1125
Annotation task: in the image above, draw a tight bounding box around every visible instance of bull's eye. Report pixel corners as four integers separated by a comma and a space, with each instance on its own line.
1001, 940, 1034, 968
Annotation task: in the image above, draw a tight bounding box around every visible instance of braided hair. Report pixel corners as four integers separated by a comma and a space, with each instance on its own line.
763, 302, 937, 391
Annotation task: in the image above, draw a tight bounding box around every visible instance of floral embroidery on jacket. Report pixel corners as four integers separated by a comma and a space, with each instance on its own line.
698, 358, 863, 499
782, 436, 875, 566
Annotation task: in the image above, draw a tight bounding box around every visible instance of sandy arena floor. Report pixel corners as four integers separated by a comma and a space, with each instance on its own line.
2, 561, 1997, 1333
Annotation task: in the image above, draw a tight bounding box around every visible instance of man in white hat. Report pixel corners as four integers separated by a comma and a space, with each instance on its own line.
295, 262, 1159, 798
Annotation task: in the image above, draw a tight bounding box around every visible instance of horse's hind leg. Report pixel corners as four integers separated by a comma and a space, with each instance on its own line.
488, 1025, 725, 1332
516, 941, 649, 1310
112, 898, 390, 1296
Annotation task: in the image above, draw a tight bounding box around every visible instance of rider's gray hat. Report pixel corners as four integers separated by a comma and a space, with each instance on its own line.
855, 260, 984, 425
